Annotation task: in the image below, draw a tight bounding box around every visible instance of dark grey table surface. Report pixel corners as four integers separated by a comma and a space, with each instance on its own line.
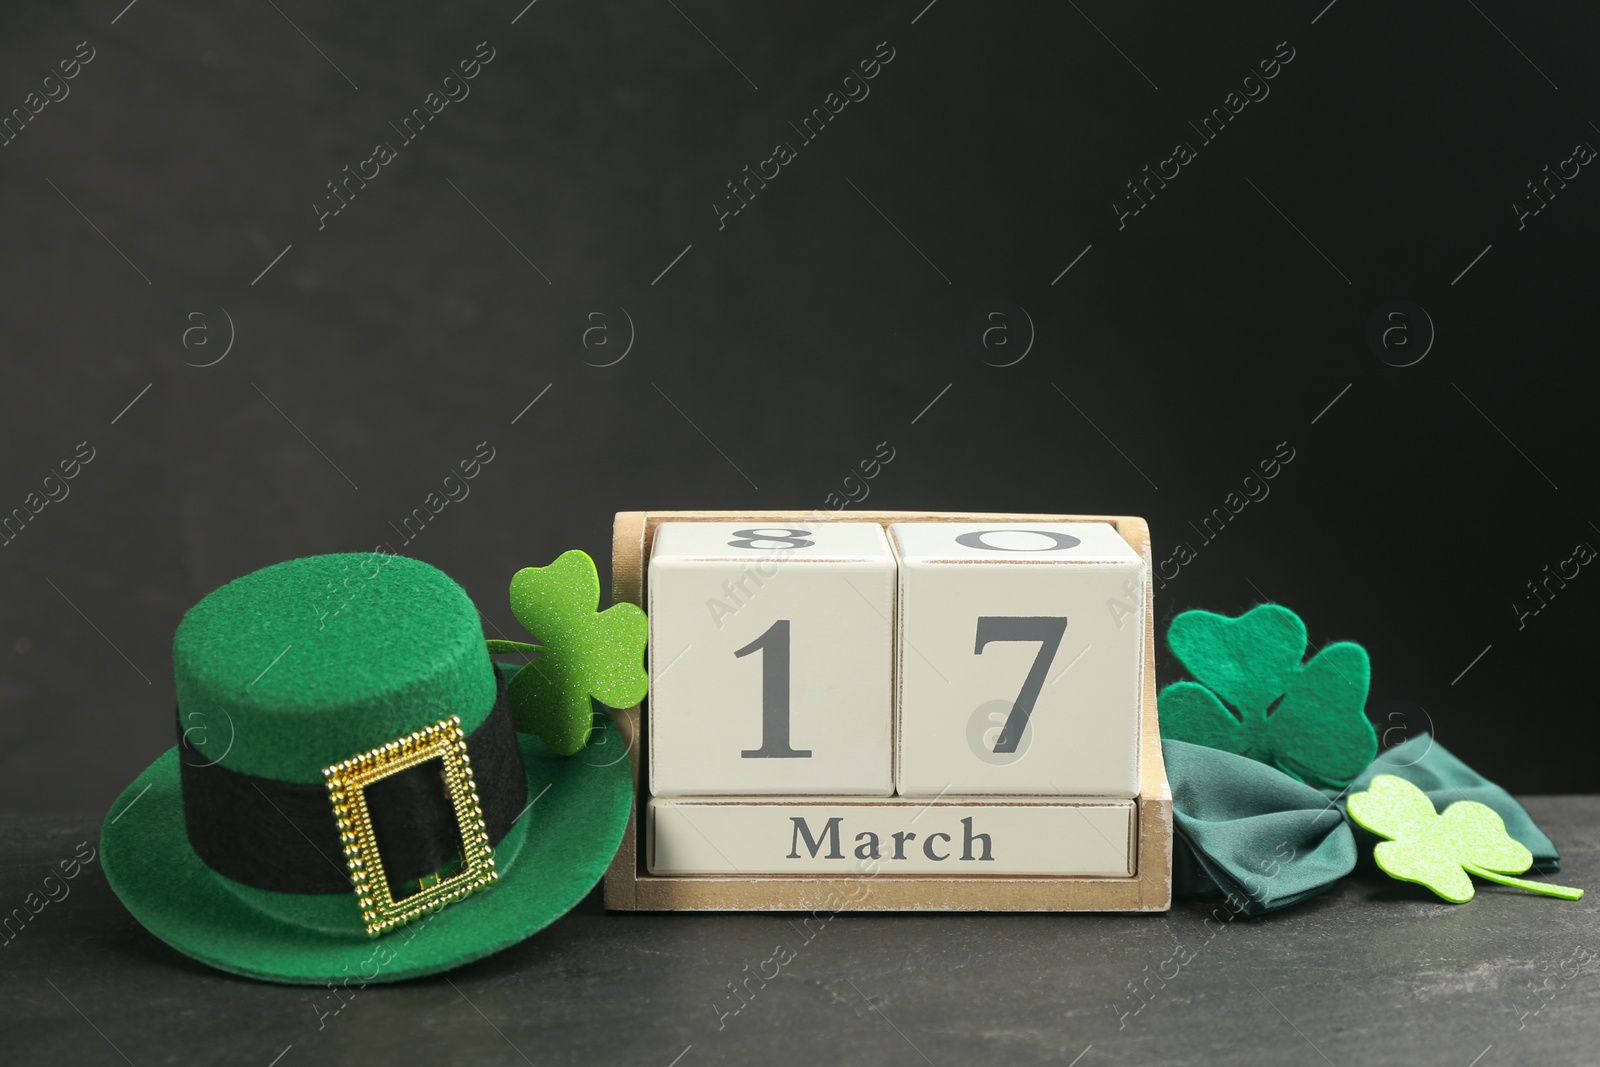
4, 797, 1596, 1067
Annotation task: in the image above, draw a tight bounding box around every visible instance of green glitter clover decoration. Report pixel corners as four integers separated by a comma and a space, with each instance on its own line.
486, 550, 648, 756
1347, 775, 1582, 903
1158, 604, 1377, 788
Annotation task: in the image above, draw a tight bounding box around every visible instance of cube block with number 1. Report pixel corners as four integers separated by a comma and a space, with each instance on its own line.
890, 522, 1146, 797
648, 522, 896, 797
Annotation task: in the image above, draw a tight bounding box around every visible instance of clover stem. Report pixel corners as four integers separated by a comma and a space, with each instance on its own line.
486, 639, 544, 655
1463, 864, 1584, 901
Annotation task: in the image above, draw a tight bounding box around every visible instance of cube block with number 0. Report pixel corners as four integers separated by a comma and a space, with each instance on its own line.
647, 522, 896, 797
890, 522, 1146, 797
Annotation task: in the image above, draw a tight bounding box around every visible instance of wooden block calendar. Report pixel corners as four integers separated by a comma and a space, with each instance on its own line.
603, 511, 1173, 913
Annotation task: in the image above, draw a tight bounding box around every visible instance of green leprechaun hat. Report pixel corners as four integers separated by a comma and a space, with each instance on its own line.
100, 552, 633, 984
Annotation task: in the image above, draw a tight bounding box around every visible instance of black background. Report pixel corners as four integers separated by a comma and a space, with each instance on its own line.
3, 0, 1597, 812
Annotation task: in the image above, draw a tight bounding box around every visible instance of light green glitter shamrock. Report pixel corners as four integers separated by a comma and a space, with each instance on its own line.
1347, 775, 1582, 903
486, 550, 648, 756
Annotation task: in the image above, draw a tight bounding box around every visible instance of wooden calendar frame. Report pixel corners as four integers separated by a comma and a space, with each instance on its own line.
602, 511, 1173, 912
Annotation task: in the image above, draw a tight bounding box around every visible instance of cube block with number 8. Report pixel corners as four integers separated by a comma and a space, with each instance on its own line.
648, 522, 896, 797
890, 522, 1146, 797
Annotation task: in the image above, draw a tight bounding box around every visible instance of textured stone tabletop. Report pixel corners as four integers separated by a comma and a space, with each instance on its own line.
4, 797, 1596, 1066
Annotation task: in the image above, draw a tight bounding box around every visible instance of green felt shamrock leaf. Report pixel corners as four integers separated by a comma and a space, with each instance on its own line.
490, 550, 648, 756
1158, 604, 1377, 788
1347, 775, 1582, 903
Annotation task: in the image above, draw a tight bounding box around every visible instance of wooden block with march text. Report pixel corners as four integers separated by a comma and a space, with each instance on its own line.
604, 510, 1174, 914
891, 522, 1146, 797
648, 797, 1135, 876
648, 522, 897, 797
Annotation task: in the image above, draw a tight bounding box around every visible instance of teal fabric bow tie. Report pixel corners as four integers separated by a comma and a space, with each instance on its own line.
1166, 732, 1563, 915
1164, 739, 1357, 916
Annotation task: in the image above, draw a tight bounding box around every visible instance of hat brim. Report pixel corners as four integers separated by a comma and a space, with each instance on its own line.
101, 675, 633, 985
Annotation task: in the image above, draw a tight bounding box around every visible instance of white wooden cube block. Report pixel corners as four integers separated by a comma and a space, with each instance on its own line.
890, 522, 1145, 797
648, 522, 896, 797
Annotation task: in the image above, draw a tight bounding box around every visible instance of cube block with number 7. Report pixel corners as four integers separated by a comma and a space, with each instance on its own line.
889, 522, 1146, 797
647, 522, 897, 797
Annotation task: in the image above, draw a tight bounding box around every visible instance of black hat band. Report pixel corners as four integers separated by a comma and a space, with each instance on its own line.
177, 670, 528, 895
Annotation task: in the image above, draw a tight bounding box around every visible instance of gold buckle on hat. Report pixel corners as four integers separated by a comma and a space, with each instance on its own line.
323, 715, 498, 938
